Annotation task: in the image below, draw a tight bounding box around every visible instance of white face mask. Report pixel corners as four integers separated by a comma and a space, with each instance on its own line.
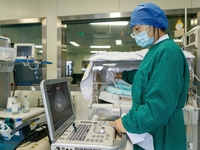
134, 30, 154, 48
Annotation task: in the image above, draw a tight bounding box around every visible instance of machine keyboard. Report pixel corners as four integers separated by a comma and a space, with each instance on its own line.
67, 124, 91, 141
57, 120, 116, 146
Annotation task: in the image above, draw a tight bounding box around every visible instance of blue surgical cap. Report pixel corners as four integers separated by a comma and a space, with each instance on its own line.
130, 3, 168, 30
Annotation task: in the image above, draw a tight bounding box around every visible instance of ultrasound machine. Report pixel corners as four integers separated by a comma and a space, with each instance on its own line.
40, 77, 126, 150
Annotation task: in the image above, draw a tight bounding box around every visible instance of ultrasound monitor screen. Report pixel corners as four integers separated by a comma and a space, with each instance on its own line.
17, 46, 32, 56
46, 81, 73, 131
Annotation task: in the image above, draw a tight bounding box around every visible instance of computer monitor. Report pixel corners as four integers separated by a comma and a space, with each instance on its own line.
40, 78, 75, 142
14, 43, 35, 58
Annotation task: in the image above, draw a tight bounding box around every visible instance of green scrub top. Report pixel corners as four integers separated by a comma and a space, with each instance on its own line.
122, 38, 189, 150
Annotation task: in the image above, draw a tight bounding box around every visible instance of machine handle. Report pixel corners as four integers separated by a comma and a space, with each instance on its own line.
10, 118, 39, 135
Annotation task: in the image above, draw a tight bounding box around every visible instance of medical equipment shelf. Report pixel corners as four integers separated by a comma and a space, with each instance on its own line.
15, 85, 40, 91
16, 85, 81, 91
0, 61, 15, 73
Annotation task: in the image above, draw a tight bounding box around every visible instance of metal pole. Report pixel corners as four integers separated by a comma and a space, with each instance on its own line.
197, 11, 200, 25
185, 8, 187, 33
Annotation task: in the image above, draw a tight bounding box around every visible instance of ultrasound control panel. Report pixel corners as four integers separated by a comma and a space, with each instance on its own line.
52, 120, 126, 150
57, 120, 114, 145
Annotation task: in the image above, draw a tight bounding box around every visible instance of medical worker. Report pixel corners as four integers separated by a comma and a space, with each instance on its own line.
110, 3, 189, 150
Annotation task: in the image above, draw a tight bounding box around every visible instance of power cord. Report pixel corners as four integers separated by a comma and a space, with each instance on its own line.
23, 56, 40, 71
12, 69, 18, 96
14, 123, 50, 150
36, 123, 51, 144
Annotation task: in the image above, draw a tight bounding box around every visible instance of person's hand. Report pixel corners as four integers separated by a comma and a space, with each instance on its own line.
115, 72, 122, 79
110, 118, 126, 133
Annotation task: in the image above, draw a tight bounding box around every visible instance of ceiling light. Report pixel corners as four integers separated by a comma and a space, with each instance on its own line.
90, 45, 111, 48
115, 40, 122, 45
90, 21, 129, 26
109, 12, 121, 18
61, 24, 67, 28
18, 18, 41, 24
69, 41, 80, 47
90, 51, 107, 53
191, 18, 197, 26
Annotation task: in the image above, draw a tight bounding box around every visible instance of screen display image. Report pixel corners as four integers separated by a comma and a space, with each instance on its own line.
46, 81, 73, 131
17, 46, 32, 56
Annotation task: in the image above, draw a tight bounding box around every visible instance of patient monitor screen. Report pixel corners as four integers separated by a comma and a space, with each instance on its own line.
46, 81, 73, 131
16, 46, 32, 56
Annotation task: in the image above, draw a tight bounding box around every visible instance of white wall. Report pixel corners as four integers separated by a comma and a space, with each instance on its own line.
57, 0, 120, 16
57, 0, 200, 16
0, 0, 39, 20
71, 91, 90, 120
1, 0, 200, 20
12, 90, 41, 107
119, 0, 199, 11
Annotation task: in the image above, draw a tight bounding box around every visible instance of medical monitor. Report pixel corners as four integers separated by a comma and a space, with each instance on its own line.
40, 78, 75, 142
14, 43, 35, 58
